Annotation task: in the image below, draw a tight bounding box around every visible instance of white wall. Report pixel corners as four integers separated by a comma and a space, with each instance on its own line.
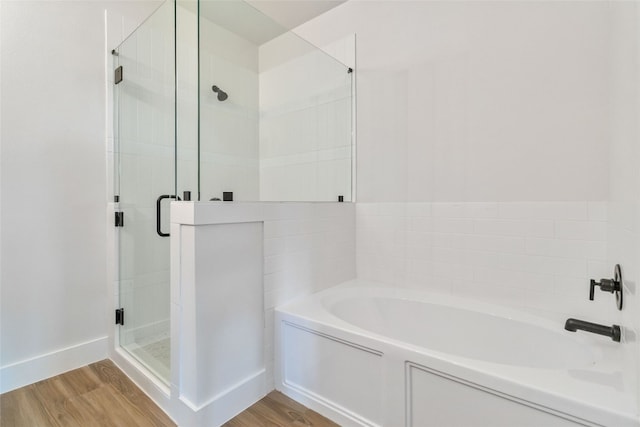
298, 1, 609, 203
0, 0, 161, 393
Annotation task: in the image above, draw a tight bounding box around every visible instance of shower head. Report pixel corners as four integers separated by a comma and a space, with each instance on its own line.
212, 85, 228, 101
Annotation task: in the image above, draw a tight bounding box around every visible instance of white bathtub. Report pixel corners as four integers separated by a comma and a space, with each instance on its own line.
275, 280, 639, 427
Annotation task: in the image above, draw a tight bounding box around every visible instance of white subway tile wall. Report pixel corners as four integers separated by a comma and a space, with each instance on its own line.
262, 203, 356, 387
199, 14, 261, 202
356, 202, 619, 323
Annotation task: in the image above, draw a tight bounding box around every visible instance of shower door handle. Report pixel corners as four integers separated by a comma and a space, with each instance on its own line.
156, 195, 178, 237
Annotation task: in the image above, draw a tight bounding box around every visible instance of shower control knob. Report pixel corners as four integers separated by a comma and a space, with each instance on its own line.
588, 264, 623, 310
589, 279, 619, 300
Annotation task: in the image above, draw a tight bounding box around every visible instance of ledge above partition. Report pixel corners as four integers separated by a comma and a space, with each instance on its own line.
170, 201, 354, 226
170, 201, 265, 225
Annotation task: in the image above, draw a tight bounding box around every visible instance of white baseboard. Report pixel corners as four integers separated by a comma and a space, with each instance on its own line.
0, 336, 108, 394
179, 369, 267, 426
277, 382, 367, 427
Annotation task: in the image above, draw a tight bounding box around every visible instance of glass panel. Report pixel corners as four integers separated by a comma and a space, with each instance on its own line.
176, 0, 200, 200
114, 0, 175, 384
198, 0, 353, 202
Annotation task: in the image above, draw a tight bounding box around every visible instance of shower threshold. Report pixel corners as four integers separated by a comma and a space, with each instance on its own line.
122, 333, 170, 384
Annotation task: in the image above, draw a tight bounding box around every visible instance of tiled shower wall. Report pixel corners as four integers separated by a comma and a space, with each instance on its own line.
175, 4, 261, 201
178, 5, 355, 203
199, 11, 261, 202
356, 201, 618, 323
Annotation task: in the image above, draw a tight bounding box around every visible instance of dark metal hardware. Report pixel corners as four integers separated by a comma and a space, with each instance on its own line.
564, 318, 621, 342
115, 211, 124, 227
589, 279, 619, 299
183, 191, 191, 201
223, 192, 233, 201
338, 195, 344, 202
115, 308, 124, 326
114, 195, 120, 203
348, 67, 353, 73
115, 66, 123, 84
156, 195, 178, 237
589, 264, 623, 310
211, 85, 228, 101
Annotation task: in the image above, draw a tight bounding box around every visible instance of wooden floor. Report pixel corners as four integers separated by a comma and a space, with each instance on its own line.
225, 391, 339, 427
0, 359, 338, 427
0, 360, 175, 427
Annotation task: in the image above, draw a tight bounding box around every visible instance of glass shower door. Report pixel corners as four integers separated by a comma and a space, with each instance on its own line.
113, 0, 175, 383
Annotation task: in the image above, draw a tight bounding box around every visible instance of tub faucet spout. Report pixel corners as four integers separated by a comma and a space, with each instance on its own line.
564, 318, 621, 342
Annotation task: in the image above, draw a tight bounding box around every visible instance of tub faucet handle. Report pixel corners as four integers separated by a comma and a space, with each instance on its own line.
590, 279, 620, 300
588, 264, 623, 310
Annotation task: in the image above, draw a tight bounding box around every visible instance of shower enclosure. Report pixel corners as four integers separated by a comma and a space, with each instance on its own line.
112, 0, 353, 386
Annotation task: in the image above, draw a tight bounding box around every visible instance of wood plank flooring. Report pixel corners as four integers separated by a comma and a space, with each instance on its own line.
0, 360, 176, 427
225, 391, 339, 427
0, 359, 337, 427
